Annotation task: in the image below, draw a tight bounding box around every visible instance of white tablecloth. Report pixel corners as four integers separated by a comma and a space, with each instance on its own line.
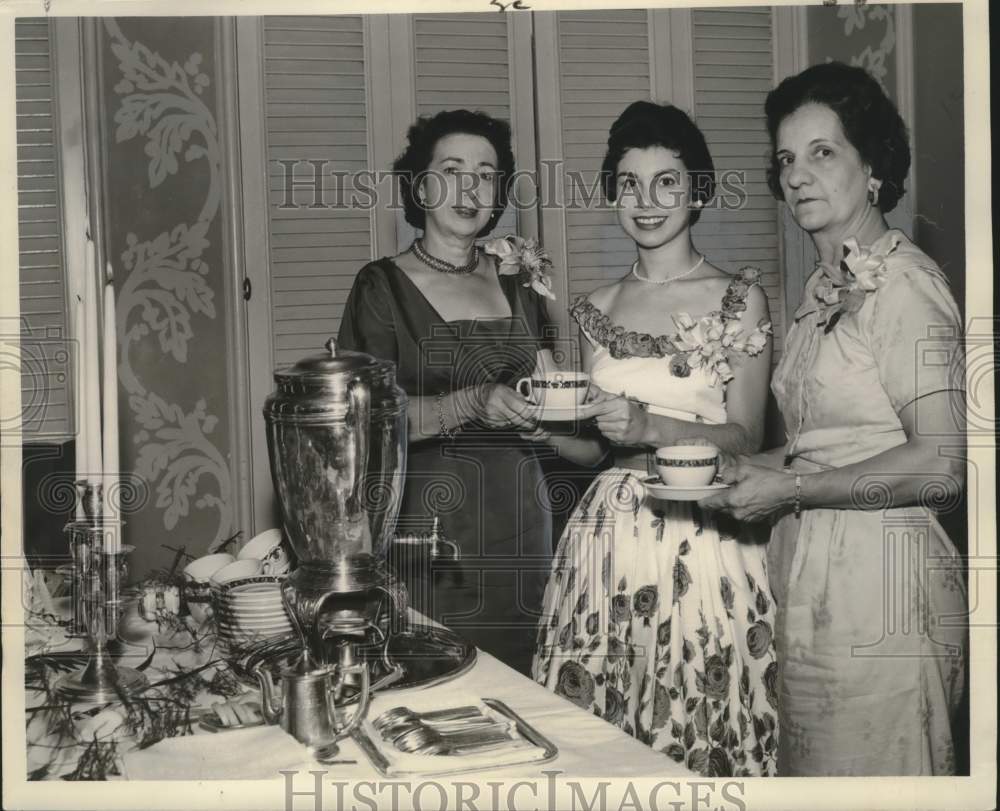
120, 646, 694, 781
26, 599, 694, 783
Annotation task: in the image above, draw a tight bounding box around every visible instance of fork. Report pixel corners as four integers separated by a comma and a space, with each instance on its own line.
373, 705, 482, 733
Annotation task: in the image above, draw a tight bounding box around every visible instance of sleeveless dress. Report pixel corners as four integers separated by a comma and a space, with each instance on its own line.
337, 259, 554, 676
531, 268, 779, 777
768, 230, 967, 775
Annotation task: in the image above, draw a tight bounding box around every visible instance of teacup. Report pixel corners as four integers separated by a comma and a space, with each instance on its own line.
210, 558, 263, 586
655, 444, 719, 487
183, 553, 235, 583
238, 528, 291, 576
515, 371, 590, 410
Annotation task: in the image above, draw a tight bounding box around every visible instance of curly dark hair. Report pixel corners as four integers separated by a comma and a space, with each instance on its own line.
392, 109, 516, 238
601, 101, 715, 226
764, 62, 911, 213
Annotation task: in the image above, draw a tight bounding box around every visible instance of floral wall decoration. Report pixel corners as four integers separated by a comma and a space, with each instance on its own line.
807, 3, 899, 96
102, 18, 235, 574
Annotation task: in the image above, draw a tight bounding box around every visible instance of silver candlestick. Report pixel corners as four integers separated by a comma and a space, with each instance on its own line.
56, 486, 147, 702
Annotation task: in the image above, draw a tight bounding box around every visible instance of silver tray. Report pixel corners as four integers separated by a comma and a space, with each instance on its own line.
352, 698, 559, 777
229, 625, 477, 693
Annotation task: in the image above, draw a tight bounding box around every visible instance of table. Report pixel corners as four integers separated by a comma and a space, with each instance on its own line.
24, 599, 696, 789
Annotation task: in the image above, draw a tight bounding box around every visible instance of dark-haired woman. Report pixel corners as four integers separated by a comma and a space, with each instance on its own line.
701, 63, 967, 775
338, 110, 570, 675
531, 101, 778, 776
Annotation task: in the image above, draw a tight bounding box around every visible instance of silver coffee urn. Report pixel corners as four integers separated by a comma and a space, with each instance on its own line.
264, 337, 408, 666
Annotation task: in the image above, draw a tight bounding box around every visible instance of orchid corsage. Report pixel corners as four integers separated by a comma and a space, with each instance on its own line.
670, 310, 772, 387
483, 234, 556, 300
814, 233, 901, 333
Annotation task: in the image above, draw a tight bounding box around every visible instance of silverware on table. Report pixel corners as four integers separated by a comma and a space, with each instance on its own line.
312, 741, 358, 765
390, 723, 519, 756
372, 704, 482, 733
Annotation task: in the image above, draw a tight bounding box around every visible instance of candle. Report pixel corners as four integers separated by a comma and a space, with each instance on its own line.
102, 262, 121, 552
73, 290, 87, 519
83, 235, 103, 489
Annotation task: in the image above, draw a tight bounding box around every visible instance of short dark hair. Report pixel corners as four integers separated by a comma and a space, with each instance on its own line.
764, 62, 911, 213
392, 109, 516, 238
601, 101, 715, 226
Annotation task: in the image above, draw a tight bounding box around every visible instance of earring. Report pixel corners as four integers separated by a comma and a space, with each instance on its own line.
693, 199, 704, 209
867, 180, 881, 208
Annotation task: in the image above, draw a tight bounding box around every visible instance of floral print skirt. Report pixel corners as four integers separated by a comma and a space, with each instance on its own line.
531, 469, 779, 776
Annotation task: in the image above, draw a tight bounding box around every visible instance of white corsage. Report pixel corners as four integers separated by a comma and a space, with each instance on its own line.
815, 233, 901, 333
483, 234, 556, 300
670, 311, 772, 387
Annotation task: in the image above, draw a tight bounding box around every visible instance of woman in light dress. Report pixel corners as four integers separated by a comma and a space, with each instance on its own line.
701, 62, 967, 775
530, 101, 778, 777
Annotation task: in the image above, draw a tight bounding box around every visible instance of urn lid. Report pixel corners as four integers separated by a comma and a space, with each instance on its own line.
279, 337, 378, 380
266, 337, 406, 421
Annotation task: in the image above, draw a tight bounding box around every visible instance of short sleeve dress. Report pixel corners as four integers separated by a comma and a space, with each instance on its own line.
337, 258, 555, 676
769, 230, 967, 775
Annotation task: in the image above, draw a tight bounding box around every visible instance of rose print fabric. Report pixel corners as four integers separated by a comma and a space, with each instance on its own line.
769, 230, 967, 775
532, 473, 778, 776
532, 272, 778, 776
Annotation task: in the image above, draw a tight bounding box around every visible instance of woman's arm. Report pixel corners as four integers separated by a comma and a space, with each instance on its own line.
743, 445, 790, 470
579, 285, 773, 457
802, 390, 964, 509
701, 389, 965, 521
702, 268, 966, 521
407, 385, 538, 443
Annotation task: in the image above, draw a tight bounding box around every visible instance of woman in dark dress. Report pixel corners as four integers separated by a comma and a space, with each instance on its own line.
337, 110, 563, 675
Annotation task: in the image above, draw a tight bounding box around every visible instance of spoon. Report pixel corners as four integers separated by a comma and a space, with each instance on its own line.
391, 724, 515, 755
312, 742, 356, 765
379, 716, 511, 744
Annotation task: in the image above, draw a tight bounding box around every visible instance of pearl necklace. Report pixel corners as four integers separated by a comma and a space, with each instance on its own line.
631, 255, 705, 284
410, 239, 479, 275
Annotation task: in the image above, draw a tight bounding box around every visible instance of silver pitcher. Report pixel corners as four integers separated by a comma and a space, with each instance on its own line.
263, 337, 408, 660
255, 657, 370, 748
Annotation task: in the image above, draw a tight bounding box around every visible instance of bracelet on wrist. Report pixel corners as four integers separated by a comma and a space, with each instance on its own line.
436, 392, 460, 439
783, 464, 803, 518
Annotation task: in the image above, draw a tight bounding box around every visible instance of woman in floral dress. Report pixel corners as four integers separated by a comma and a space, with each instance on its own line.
701, 63, 967, 775
530, 102, 778, 777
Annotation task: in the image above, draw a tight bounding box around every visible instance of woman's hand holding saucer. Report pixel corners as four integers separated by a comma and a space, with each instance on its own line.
576, 385, 650, 445
476, 383, 538, 431
698, 458, 794, 522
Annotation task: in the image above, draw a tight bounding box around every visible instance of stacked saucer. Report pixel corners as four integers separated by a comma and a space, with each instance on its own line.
210, 575, 294, 652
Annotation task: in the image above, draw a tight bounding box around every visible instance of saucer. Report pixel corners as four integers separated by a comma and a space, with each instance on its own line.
641, 477, 730, 501
527, 404, 583, 422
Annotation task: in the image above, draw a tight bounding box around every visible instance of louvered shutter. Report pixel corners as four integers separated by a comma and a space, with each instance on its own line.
263, 16, 372, 370
16, 18, 72, 439
556, 11, 652, 301
412, 13, 520, 239
691, 7, 784, 356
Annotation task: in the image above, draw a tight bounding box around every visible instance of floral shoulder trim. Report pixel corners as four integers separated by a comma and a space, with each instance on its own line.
721, 266, 764, 321
569, 266, 771, 386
